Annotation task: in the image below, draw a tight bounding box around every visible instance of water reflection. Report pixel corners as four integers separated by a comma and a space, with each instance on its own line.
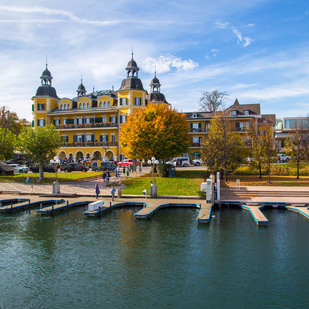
0, 207, 308, 308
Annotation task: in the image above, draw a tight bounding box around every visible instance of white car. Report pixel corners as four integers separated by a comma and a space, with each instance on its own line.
192, 159, 204, 166
8, 164, 28, 173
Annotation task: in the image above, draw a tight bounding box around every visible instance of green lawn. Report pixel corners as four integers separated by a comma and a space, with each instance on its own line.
0, 172, 103, 183
121, 170, 207, 196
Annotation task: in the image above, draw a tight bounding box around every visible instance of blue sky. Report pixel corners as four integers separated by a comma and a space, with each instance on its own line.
0, 0, 308, 121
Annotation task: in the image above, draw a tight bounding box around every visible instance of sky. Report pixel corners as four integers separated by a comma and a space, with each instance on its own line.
0, 0, 309, 121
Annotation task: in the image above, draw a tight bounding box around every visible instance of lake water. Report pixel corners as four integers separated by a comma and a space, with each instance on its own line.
0, 206, 308, 309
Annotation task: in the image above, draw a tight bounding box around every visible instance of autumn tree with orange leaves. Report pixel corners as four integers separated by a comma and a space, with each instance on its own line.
120, 103, 190, 161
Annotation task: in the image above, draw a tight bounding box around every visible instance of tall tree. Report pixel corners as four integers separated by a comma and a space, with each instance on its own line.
120, 103, 190, 161
201, 112, 243, 183
199, 90, 228, 112
17, 126, 62, 180
285, 124, 309, 179
0, 128, 15, 161
0, 106, 23, 136
262, 126, 277, 184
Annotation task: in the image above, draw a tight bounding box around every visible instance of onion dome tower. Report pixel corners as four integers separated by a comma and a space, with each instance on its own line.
77, 79, 86, 97
149, 72, 168, 104
35, 64, 58, 98
119, 53, 145, 91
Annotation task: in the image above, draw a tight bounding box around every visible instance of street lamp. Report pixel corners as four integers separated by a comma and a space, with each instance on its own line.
102, 142, 109, 160
147, 157, 159, 198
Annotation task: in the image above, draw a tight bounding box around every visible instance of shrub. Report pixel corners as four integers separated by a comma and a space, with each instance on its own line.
157, 163, 169, 177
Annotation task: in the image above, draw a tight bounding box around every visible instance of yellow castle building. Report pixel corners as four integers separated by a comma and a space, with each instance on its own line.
32, 55, 169, 162
32, 54, 275, 163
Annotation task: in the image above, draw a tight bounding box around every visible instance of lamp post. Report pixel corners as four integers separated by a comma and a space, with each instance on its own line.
102, 142, 109, 160
50, 156, 61, 194
147, 157, 159, 198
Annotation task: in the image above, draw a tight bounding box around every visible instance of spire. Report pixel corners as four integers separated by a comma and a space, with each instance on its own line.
40, 63, 53, 86
150, 71, 161, 93
126, 52, 139, 78
77, 78, 86, 96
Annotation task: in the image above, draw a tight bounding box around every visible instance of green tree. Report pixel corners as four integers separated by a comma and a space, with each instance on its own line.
0, 128, 15, 161
199, 90, 228, 112
285, 126, 308, 179
0, 106, 23, 136
17, 125, 62, 180
120, 103, 190, 161
263, 126, 276, 184
201, 112, 243, 183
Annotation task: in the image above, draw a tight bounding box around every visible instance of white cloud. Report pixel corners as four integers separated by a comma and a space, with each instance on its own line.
142, 55, 198, 74
215, 21, 229, 29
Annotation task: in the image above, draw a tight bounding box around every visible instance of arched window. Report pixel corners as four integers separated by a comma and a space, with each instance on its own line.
60, 104, 63, 110
104, 101, 106, 108
108, 101, 111, 107
83, 103, 86, 109
87, 102, 90, 108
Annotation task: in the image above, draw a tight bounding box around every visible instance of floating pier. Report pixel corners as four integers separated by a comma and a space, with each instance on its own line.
197, 202, 213, 223
0, 199, 65, 214
285, 204, 309, 220
241, 203, 269, 225
134, 202, 201, 219
37, 200, 93, 215
84, 201, 146, 217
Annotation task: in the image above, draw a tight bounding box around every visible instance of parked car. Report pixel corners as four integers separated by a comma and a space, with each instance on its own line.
60, 163, 89, 172
117, 159, 139, 167
192, 159, 204, 166
29, 164, 56, 173
166, 157, 190, 167
8, 164, 28, 173
92, 162, 116, 172
277, 154, 291, 162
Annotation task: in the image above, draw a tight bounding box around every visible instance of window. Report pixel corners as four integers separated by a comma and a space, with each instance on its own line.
77, 135, 83, 142
54, 119, 60, 126
192, 136, 200, 144
111, 134, 116, 142
191, 123, 201, 132
135, 97, 141, 106
87, 102, 90, 108
63, 119, 66, 125
60, 104, 63, 110
102, 116, 107, 123
120, 115, 127, 124
85, 135, 92, 142
61, 136, 68, 142
275, 120, 283, 130
78, 118, 83, 124
109, 116, 116, 123
108, 101, 111, 107
192, 113, 197, 118
38, 119, 45, 127
37, 103, 45, 110
205, 123, 210, 131
243, 110, 249, 115
231, 110, 237, 116
79, 103, 82, 109
85, 118, 91, 124
103, 101, 106, 107
101, 135, 108, 142
83, 103, 86, 109
120, 97, 127, 106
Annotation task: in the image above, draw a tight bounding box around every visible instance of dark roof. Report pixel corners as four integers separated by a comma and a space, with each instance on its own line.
149, 92, 169, 104
35, 86, 58, 98
119, 78, 145, 91
260, 114, 276, 125
225, 99, 260, 115
42, 68, 51, 77
77, 83, 86, 91
127, 58, 138, 69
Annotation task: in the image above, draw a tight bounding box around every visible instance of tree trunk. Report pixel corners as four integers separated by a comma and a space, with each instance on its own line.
39, 161, 44, 180
259, 162, 262, 179
224, 169, 228, 184
296, 161, 300, 179
267, 163, 271, 184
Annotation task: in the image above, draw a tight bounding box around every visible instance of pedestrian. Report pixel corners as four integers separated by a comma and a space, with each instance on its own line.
106, 171, 110, 186
123, 166, 125, 175
102, 172, 106, 186
94, 183, 100, 199
111, 186, 116, 201
115, 166, 119, 177
25, 176, 30, 184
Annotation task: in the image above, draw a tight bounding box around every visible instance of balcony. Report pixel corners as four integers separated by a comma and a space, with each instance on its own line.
190, 143, 202, 148
189, 129, 209, 133
61, 141, 118, 147
55, 122, 118, 129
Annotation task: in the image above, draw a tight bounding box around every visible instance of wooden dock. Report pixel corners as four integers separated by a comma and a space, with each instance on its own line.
84, 201, 146, 217
197, 202, 212, 223
241, 203, 269, 225
36, 200, 93, 215
0, 199, 65, 214
285, 204, 309, 221
134, 201, 201, 219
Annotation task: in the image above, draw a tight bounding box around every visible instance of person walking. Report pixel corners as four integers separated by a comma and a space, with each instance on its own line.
106, 171, 110, 186
111, 186, 116, 201
94, 183, 100, 199
102, 172, 106, 186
